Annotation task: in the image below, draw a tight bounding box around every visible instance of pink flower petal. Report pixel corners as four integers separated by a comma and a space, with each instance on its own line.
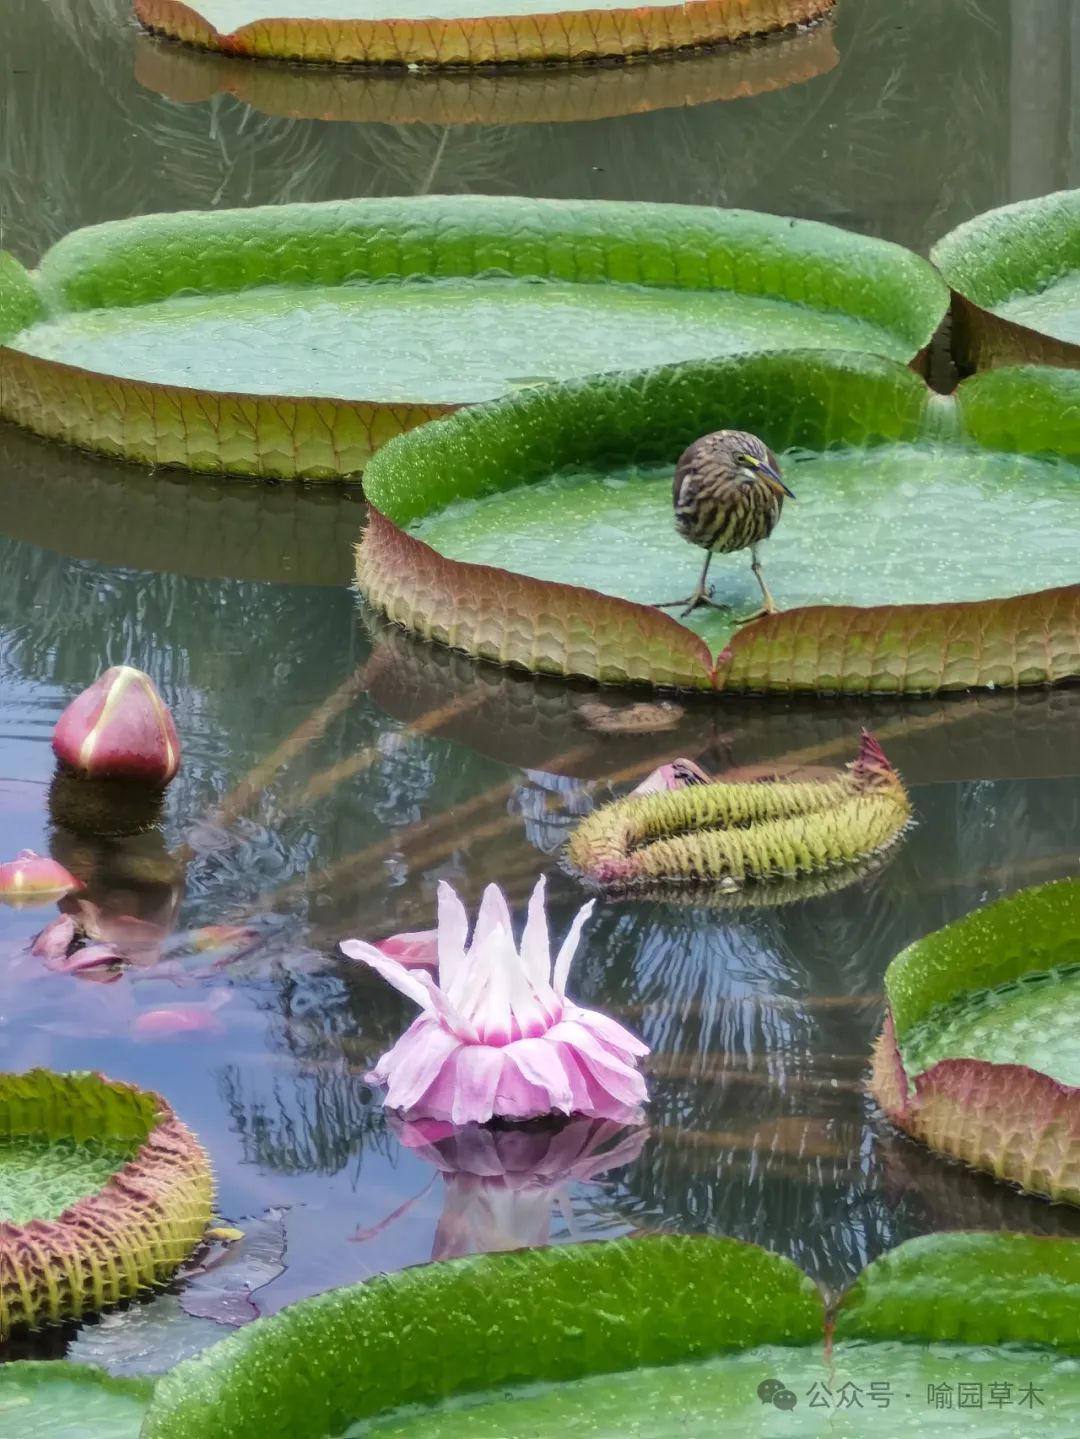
563, 1002, 650, 1059
502, 1036, 575, 1114
446, 1046, 506, 1126
376, 930, 439, 970
548, 1019, 650, 1109
376, 1020, 463, 1114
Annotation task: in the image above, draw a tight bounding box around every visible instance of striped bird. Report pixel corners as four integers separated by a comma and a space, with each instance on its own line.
657, 429, 794, 622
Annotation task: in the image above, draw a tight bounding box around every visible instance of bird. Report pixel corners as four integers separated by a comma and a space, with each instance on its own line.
656, 429, 794, 623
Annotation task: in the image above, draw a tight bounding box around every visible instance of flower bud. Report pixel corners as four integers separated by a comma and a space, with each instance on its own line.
53, 666, 180, 785
0, 849, 83, 908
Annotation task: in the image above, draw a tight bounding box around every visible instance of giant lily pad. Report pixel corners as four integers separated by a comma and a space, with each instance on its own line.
0, 1362, 151, 1438
140, 1233, 1080, 1437
0, 1069, 213, 1337
0, 197, 944, 480
932, 189, 1080, 371
871, 879, 1080, 1205
133, 0, 836, 68
134, 20, 838, 126
356, 351, 1080, 693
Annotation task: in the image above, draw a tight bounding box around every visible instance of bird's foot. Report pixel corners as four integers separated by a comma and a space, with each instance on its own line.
732, 601, 780, 627
655, 586, 730, 619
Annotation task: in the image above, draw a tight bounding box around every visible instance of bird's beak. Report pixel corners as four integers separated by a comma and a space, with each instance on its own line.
755, 458, 795, 500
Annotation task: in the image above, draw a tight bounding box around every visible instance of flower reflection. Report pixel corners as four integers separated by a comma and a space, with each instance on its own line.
357, 1115, 649, 1262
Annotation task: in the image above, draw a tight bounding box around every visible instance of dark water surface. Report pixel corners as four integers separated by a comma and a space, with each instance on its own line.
3, 0, 1080, 1374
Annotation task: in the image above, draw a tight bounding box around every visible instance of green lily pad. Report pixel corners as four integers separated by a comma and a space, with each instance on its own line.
932, 188, 1080, 370
132, 0, 837, 67
139, 1234, 1080, 1438
0, 196, 944, 479
357, 350, 1080, 693
871, 880, 1080, 1205
0, 1069, 214, 1338
0, 1362, 151, 1439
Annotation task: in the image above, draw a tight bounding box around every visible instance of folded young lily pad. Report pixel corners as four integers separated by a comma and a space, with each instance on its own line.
0, 196, 945, 479
932, 188, 1080, 371
139, 1232, 1080, 1437
133, 0, 835, 68
0, 1069, 213, 1337
134, 19, 838, 126
872, 878, 1080, 1205
565, 731, 910, 893
357, 351, 1080, 693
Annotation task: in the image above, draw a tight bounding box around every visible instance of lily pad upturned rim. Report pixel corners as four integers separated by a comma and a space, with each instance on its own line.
0, 193, 946, 481
139, 1232, 1080, 1437
871, 880, 1080, 1207
133, 18, 838, 126
132, 0, 836, 69
0, 1068, 214, 1338
356, 349, 1080, 695
931, 188, 1080, 371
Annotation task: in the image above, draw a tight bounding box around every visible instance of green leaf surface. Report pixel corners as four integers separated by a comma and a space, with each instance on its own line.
0, 250, 42, 343
13, 276, 904, 409
141, 1237, 824, 1438
140, 1233, 1080, 1437
932, 189, 1080, 316
836, 1232, 1080, 1351
0, 1362, 151, 1439
931, 190, 1080, 367
358, 352, 1080, 691
1, 196, 945, 479
883, 879, 1080, 1048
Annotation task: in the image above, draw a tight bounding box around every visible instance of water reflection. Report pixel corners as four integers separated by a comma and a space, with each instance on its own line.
354, 1117, 647, 1261
4, 0, 1077, 264
134, 23, 838, 128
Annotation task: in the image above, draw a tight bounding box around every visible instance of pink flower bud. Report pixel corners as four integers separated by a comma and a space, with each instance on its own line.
53, 666, 180, 785
0, 850, 83, 908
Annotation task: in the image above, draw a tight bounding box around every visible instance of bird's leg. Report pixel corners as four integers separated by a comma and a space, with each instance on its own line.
655, 552, 730, 618
733, 545, 781, 626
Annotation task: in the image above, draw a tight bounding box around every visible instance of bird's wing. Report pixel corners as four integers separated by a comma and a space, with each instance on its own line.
672, 463, 693, 507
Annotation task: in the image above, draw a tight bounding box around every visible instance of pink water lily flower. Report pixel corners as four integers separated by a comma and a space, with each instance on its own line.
340, 877, 648, 1126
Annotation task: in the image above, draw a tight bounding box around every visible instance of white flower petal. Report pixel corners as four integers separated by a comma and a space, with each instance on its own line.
340, 940, 434, 1012
435, 881, 469, 989
519, 876, 551, 987
552, 898, 595, 997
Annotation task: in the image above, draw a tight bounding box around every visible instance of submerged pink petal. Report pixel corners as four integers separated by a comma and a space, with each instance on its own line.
31, 914, 78, 961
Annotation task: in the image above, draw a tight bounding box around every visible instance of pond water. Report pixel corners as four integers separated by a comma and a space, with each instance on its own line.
4, 0, 1080, 1383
